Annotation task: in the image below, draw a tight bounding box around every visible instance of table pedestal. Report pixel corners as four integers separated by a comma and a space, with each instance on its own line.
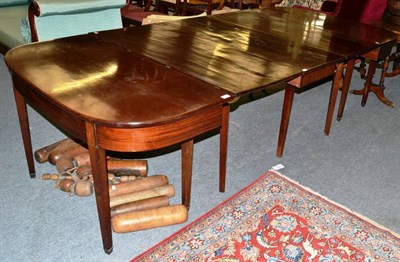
351, 59, 396, 108
351, 17, 400, 108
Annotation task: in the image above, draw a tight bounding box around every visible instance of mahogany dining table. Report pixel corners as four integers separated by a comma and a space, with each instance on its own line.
5, 7, 396, 254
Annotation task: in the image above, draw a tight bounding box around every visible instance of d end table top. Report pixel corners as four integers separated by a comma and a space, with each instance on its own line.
5, 35, 234, 128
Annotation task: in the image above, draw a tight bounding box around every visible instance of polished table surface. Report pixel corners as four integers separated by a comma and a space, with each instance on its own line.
6, 36, 232, 127
5, 7, 397, 254
97, 10, 342, 96
96, 8, 395, 96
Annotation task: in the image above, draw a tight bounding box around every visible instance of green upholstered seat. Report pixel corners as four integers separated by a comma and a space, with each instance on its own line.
26, 0, 126, 42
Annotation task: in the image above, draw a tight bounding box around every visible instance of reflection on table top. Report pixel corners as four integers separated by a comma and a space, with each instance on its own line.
96, 8, 395, 96
6, 35, 233, 127
212, 8, 395, 57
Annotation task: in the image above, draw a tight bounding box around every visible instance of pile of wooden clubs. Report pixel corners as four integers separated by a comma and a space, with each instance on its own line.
36, 138, 147, 197
36, 138, 188, 233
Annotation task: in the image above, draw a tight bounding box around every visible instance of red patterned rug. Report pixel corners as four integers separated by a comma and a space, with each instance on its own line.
132, 170, 399, 261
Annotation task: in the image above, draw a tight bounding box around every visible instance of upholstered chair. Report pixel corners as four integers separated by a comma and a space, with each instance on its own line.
24, 0, 126, 43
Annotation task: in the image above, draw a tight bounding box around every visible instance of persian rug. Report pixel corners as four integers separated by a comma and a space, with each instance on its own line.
132, 170, 400, 261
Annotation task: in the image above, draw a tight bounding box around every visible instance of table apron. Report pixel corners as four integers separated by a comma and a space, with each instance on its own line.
12, 74, 86, 141
363, 40, 397, 61
92, 106, 225, 152
288, 63, 338, 88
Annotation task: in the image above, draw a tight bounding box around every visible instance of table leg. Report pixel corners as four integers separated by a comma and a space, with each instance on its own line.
181, 139, 194, 210
365, 84, 396, 107
337, 59, 355, 121
371, 56, 396, 108
219, 104, 230, 193
324, 63, 344, 135
276, 84, 295, 158
85, 123, 113, 254
13, 87, 35, 178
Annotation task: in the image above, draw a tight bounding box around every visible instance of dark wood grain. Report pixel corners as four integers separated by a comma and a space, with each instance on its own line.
6, 36, 232, 127
96, 11, 344, 96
